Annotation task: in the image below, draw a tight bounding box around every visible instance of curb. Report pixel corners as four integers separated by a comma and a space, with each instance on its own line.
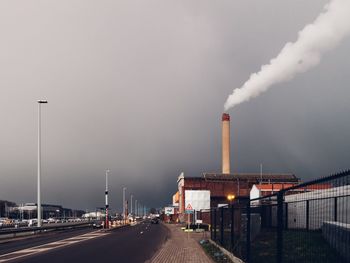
207, 239, 244, 263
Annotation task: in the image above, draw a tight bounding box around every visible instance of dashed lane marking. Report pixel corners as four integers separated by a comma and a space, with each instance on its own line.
0, 230, 108, 262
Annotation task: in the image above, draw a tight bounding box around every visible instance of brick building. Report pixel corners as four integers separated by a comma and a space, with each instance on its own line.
176, 172, 299, 223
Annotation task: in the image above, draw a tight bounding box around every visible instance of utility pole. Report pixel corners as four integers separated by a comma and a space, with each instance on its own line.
105, 169, 110, 229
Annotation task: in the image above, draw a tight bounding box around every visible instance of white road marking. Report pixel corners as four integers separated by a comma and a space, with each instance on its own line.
0, 230, 108, 262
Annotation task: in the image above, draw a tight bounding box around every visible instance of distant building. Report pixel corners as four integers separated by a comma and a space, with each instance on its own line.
250, 183, 332, 202
172, 192, 179, 207
0, 200, 16, 218
10, 203, 84, 219
177, 172, 299, 223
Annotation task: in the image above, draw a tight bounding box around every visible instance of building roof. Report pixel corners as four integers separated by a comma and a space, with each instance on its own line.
255, 183, 298, 191
254, 183, 332, 192
202, 173, 299, 182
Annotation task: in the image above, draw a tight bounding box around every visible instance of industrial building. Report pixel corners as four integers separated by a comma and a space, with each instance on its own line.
171, 113, 301, 224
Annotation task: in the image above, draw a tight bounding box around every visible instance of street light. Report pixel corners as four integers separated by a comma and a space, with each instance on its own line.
105, 169, 110, 229
130, 194, 133, 215
122, 187, 127, 223
227, 194, 235, 204
37, 100, 47, 227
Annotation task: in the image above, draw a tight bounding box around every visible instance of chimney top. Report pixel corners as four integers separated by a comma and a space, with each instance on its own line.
222, 113, 230, 121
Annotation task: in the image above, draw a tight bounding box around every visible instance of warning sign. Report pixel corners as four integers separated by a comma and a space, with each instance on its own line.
185, 204, 193, 210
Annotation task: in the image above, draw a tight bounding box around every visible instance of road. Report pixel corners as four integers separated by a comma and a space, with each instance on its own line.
0, 227, 95, 255
0, 220, 168, 263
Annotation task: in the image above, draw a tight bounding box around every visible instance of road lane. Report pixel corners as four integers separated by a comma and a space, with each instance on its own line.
8, 221, 168, 263
0, 227, 95, 255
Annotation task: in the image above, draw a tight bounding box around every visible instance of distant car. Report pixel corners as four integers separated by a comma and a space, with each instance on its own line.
28, 219, 38, 227
151, 218, 159, 224
92, 220, 104, 229
47, 218, 55, 224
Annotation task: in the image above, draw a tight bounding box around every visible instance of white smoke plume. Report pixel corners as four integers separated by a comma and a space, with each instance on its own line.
224, 0, 350, 111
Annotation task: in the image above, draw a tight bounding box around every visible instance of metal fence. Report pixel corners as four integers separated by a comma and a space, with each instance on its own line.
211, 170, 350, 263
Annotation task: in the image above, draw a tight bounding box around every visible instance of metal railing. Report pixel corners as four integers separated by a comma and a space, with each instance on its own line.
211, 170, 350, 263
0, 221, 92, 240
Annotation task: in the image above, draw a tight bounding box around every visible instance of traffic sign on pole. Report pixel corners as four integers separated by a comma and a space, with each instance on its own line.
185, 203, 194, 214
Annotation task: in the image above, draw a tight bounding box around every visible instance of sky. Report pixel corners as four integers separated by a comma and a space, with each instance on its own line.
0, 0, 349, 212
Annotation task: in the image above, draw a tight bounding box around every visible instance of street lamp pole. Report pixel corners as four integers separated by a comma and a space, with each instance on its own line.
122, 187, 127, 223
105, 169, 110, 229
37, 100, 47, 227
130, 194, 133, 215
135, 199, 138, 217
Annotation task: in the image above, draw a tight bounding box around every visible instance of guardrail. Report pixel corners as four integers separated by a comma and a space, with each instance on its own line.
0, 221, 92, 240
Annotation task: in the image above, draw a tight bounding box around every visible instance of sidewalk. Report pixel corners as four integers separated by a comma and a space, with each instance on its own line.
149, 224, 213, 263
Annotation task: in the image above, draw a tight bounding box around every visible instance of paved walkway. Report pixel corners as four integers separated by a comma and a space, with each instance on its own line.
149, 224, 213, 263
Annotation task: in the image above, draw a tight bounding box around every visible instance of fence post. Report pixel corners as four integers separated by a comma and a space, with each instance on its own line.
306, 200, 309, 231
220, 207, 224, 246
210, 208, 213, 240
277, 191, 284, 263
334, 197, 337, 222
214, 208, 217, 241
246, 201, 251, 263
231, 204, 234, 251
284, 202, 288, 230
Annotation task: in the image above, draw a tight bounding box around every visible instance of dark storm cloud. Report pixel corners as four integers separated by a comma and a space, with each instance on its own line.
0, 0, 349, 211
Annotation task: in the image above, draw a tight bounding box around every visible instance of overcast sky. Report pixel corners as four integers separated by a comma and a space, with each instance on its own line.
1, 0, 349, 211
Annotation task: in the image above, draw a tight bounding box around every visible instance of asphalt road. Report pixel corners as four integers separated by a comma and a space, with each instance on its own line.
2, 221, 168, 263
0, 227, 94, 255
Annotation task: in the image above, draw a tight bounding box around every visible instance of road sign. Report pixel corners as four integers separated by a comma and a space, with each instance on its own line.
165, 207, 174, 215
185, 203, 194, 213
184, 190, 210, 210
185, 203, 193, 210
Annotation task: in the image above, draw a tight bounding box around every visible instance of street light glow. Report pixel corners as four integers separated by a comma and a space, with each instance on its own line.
227, 194, 235, 201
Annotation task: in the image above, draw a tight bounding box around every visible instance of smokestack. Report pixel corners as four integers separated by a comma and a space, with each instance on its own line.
222, 113, 231, 174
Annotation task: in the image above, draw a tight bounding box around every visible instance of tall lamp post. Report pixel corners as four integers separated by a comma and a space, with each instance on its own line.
138, 202, 141, 218
130, 194, 133, 216
37, 100, 47, 227
105, 169, 110, 229
122, 187, 127, 224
